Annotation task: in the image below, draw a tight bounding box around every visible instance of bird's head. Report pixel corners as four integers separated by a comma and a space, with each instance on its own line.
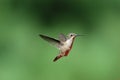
67, 33, 79, 39
67, 33, 85, 39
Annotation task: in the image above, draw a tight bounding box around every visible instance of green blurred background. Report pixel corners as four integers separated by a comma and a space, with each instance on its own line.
0, 0, 120, 80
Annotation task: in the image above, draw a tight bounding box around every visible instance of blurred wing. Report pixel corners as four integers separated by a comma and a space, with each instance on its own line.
39, 34, 62, 48
59, 33, 67, 42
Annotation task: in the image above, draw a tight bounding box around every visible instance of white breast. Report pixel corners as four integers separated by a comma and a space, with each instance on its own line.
59, 38, 73, 52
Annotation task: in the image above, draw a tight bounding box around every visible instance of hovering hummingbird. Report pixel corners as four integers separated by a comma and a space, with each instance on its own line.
39, 33, 81, 62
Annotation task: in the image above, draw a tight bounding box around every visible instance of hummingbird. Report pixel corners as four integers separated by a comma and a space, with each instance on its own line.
39, 33, 81, 62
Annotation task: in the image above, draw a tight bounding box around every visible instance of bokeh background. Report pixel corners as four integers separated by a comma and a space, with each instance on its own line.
0, 0, 120, 80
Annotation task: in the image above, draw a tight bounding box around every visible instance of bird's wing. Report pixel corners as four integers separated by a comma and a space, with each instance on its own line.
39, 34, 62, 48
59, 33, 67, 42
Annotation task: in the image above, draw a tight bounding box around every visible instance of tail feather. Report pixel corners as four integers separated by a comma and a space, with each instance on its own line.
53, 55, 62, 62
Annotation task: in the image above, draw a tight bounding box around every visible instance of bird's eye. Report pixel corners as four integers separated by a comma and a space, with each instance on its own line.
70, 35, 73, 36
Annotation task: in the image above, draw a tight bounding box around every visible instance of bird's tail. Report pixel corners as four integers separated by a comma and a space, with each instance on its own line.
53, 55, 62, 62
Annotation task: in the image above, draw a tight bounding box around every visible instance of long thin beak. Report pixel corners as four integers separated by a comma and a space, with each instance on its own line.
76, 34, 80, 37
76, 34, 86, 37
